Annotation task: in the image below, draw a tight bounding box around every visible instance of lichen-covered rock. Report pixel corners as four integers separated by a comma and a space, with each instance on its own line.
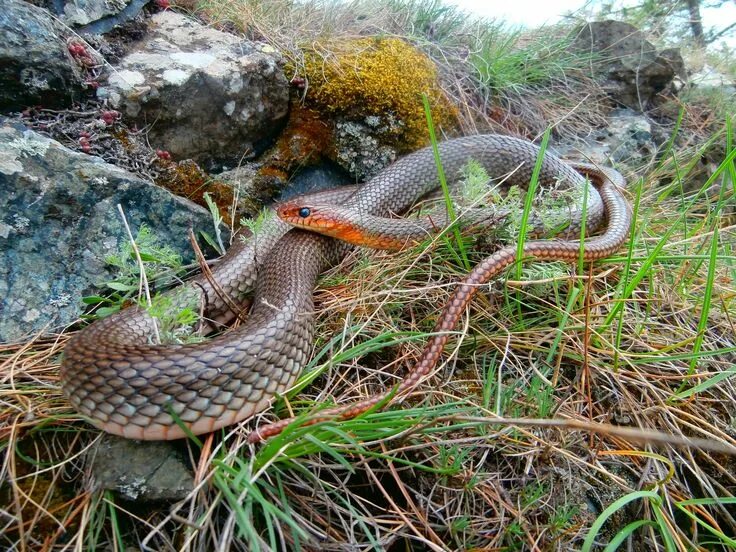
271, 38, 455, 182
63, 0, 131, 26
0, 0, 90, 110
554, 109, 659, 172
88, 435, 194, 501
333, 117, 399, 180
0, 121, 212, 342
215, 162, 266, 218
96, 11, 289, 167
249, 102, 335, 192
574, 21, 679, 110
156, 158, 243, 223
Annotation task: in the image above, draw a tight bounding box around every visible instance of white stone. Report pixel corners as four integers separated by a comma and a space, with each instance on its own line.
170, 52, 216, 69
108, 70, 146, 91
163, 69, 190, 86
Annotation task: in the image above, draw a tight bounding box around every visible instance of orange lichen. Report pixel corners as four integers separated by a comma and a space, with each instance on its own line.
297, 37, 457, 150
258, 166, 289, 181
258, 101, 335, 178
155, 160, 235, 224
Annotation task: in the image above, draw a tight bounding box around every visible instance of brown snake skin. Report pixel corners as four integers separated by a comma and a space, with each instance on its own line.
60, 135, 630, 441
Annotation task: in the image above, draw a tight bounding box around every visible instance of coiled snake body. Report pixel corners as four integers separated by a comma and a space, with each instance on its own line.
61, 135, 631, 441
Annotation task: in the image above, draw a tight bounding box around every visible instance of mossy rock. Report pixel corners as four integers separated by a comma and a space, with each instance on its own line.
296, 37, 457, 150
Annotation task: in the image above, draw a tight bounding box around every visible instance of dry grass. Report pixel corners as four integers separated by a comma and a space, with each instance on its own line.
190, 0, 609, 140
2, 124, 735, 549
2, 1, 736, 550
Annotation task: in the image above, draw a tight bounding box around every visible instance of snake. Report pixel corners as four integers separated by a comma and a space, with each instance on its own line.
60, 135, 631, 441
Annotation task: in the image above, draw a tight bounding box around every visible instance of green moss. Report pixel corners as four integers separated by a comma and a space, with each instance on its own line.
298, 37, 457, 150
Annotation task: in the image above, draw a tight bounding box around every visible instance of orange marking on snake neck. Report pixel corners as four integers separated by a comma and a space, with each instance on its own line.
329, 224, 374, 247
315, 220, 409, 250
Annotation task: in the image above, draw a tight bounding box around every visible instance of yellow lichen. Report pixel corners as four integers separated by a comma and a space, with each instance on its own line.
297, 37, 457, 150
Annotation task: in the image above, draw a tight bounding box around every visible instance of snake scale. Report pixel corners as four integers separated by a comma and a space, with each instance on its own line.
60, 135, 631, 441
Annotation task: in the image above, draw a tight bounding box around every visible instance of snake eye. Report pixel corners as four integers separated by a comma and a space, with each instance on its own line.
298, 207, 311, 218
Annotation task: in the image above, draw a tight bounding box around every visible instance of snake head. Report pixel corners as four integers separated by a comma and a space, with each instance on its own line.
276, 202, 341, 232
277, 201, 374, 246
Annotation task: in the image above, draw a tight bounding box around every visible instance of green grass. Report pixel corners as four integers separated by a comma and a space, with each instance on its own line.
423, 93, 471, 269
470, 25, 588, 95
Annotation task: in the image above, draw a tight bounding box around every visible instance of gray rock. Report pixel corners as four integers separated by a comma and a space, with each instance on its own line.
63, 0, 131, 26
88, 435, 194, 501
554, 109, 659, 173
97, 12, 289, 167
690, 65, 735, 95
333, 116, 400, 180
215, 162, 268, 217
279, 163, 349, 201
0, 0, 89, 110
0, 121, 212, 342
216, 163, 258, 201
659, 47, 688, 95
659, 47, 687, 82
61, 0, 151, 35
574, 20, 678, 110
605, 109, 657, 162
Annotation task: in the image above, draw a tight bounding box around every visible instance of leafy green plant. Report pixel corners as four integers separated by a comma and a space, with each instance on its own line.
200, 191, 226, 254
146, 294, 202, 344
81, 224, 185, 318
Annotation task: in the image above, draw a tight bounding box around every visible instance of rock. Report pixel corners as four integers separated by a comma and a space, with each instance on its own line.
279, 162, 349, 201
690, 65, 735, 95
97, 12, 289, 167
554, 109, 659, 173
574, 21, 678, 110
63, 0, 130, 26
0, 121, 212, 342
64, 0, 151, 35
0, 0, 92, 111
333, 117, 399, 180
87, 435, 194, 501
659, 48, 687, 82
599, 109, 658, 167
215, 162, 265, 217
659, 47, 688, 96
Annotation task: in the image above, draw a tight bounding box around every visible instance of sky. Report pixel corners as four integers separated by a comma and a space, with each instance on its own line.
444, 0, 587, 28
444, 0, 736, 48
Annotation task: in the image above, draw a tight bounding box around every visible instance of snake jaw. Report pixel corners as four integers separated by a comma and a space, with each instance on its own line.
277, 202, 382, 247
